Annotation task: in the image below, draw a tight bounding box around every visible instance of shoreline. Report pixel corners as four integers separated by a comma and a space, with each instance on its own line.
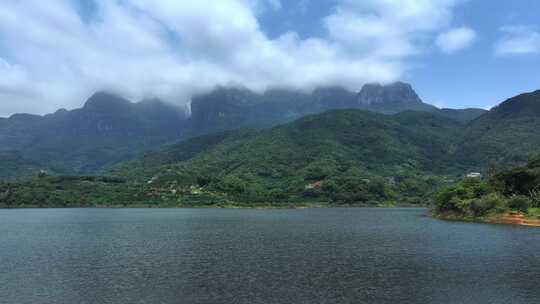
0, 203, 427, 210
432, 211, 540, 228
488, 213, 540, 227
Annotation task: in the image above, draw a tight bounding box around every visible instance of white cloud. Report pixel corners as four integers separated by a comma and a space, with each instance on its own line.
0, 0, 466, 116
325, 0, 461, 58
244, 0, 282, 12
495, 26, 540, 56
436, 26, 476, 54
0, 58, 27, 88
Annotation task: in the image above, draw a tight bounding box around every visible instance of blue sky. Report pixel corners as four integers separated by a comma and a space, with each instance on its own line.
410, 0, 540, 109
0, 0, 539, 116
257, 0, 540, 109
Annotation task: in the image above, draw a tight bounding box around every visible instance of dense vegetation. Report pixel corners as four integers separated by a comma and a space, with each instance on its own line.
0, 93, 188, 174
455, 90, 540, 168
1, 88, 539, 209
115, 110, 467, 205
1, 110, 463, 207
0, 83, 485, 176
433, 156, 540, 220
0, 151, 54, 180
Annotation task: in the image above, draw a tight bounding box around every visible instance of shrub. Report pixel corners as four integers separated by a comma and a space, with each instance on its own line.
99, 177, 126, 184
470, 194, 506, 216
322, 180, 338, 194
302, 187, 323, 198
529, 189, 540, 208
368, 177, 391, 198
434, 178, 491, 213
196, 175, 212, 187
435, 185, 467, 212
269, 189, 288, 200
507, 195, 532, 212
527, 208, 540, 218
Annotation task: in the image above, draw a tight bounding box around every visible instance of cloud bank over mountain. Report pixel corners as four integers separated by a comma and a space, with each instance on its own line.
0, 0, 468, 116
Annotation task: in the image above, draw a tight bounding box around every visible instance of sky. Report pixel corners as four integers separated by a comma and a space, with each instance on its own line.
0, 0, 539, 117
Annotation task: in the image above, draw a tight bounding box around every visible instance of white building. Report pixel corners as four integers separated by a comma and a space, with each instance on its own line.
467, 172, 482, 178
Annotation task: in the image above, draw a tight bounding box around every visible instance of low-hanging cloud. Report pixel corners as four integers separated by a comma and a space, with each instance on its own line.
0, 0, 466, 116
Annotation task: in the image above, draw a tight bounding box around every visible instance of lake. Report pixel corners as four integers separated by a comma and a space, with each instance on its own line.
1, 208, 539, 304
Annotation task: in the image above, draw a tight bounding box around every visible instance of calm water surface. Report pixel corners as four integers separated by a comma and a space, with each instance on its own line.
1, 208, 540, 304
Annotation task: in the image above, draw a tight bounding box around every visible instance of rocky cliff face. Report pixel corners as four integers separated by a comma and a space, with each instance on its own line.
188, 87, 261, 136
187, 82, 431, 136
357, 82, 423, 105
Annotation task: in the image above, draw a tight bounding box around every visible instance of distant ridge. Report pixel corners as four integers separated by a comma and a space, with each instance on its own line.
0, 92, 188, 174
185, 82, 485, 137
456, 89, 540, 167
0, 82, 487, 176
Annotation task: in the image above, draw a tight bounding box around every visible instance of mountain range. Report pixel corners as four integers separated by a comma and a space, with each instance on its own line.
0, 82, 486, 178
185, 82, 485, 137
0, 92, 187, 175
107, 88, 540, 205
2, 84, 540, 207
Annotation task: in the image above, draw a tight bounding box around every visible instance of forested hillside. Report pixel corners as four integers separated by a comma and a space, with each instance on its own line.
0, 93, 188, 175
3, 87, 540, 208
0, 82, 485, 177
455, 90, 540, 168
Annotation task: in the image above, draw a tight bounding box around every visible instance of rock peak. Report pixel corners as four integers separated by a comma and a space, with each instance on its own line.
358, 82, 422, 105
83, 92, 132, 112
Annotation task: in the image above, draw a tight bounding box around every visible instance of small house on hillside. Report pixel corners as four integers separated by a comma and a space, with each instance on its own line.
467, 172, 482, 178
